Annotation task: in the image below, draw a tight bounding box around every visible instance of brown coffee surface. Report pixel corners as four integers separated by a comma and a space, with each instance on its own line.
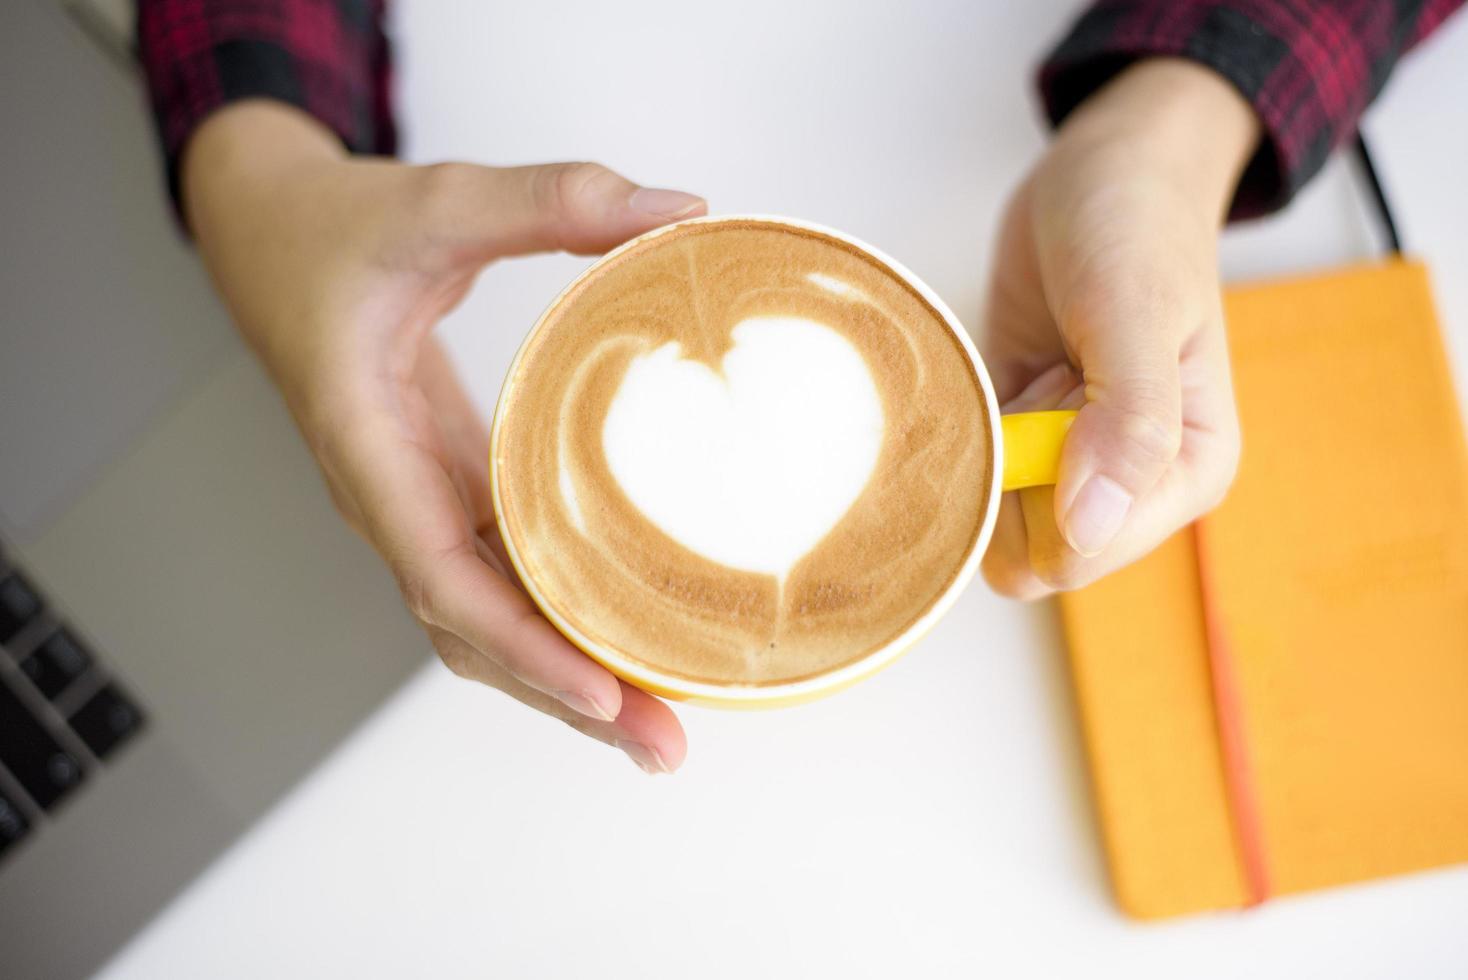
494, 219, 992, 687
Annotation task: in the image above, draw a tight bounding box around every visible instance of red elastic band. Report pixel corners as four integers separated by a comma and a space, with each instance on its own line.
1193, 519, 1272, 907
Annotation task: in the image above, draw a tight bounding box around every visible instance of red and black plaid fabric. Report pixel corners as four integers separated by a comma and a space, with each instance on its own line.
136, 0, 396, 214
1039, 0, 1465, 219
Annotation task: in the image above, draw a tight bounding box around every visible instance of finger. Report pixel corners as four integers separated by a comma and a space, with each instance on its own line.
1021, 331, 1237, 592
1022, 450, 1204, 591
430, 546, 632, 721
1056, 383, 1088, 412
1003, 361, 1080, 413
339, 415, 625, 722
604, 679, 689, 774
1051, 289, 1187, 559
473, 530, 516, 588
405, 346, 520, 579
415, 338, 495, 528
982, 495, 1047, 599
982, 364, 1084, 599
419, 161, 707, 261
431, 629, 687, 774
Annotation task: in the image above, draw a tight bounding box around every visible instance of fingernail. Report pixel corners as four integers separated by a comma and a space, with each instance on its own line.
615, 738, 671, 774
1064, 475, 1132, 558
628, 187, 705, 219
554, 689, 616, 722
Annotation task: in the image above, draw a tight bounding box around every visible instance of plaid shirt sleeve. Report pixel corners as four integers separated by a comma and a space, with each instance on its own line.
135, 0, 397, 223
1038, 0, 1465, 219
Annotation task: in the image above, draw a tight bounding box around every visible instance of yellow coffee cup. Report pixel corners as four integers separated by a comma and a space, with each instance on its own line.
490, 215, 1074, 709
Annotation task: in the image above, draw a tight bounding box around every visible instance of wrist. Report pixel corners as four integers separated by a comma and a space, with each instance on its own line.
179, 102, 356, 396
181, 100, 346, 239
1055, 58, 1261, 224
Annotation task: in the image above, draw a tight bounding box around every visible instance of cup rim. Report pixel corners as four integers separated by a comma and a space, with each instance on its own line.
488, 213, 1005, 705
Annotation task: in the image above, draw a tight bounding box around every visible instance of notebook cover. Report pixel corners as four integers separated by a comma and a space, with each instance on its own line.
1058, 258, 1468, 920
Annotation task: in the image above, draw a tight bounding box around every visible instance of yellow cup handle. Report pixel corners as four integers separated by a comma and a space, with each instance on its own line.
1000, 411, 1078, 491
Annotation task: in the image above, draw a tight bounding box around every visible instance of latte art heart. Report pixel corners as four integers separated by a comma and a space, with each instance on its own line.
601, 317, 884, 579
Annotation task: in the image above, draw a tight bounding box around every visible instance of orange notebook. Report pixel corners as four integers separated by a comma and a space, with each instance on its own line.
1058, 258, 1468, 919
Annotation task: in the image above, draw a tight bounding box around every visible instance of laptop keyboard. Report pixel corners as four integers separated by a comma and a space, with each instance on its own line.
0, 543, 145, 863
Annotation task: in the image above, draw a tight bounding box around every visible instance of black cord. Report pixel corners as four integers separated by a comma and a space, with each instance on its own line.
1353, 132, 1403, 255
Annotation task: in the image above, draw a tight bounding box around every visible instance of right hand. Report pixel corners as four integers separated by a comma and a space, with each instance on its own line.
979, 59, 1257, 598
182, 100, 708, 773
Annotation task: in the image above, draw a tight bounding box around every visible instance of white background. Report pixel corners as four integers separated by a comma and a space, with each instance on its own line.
99, 2, 1468, 977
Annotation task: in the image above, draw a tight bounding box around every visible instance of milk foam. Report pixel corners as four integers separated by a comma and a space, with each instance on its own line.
494, 219, 992, 686
600, 316, 884, 578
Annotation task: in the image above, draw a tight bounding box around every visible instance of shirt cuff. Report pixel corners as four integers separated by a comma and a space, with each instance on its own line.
1037, 2, 1382, 221
136, 0, 396, 229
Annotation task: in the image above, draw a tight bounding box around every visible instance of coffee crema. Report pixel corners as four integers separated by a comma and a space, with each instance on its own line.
493, 219, 992, 688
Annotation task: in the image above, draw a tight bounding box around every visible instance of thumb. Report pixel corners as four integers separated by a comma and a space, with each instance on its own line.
1053, 317, 1183, 558
419, 161, 707, 259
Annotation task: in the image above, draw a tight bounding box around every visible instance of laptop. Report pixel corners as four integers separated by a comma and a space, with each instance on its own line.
0, 3, 428, 975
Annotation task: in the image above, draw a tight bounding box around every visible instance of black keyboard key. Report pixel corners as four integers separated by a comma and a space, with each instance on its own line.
69, 684, 145, 760
0, 786, 29, 859
0, 573, 43, 645
0, 674, 84, 809
20, 628, 94, 700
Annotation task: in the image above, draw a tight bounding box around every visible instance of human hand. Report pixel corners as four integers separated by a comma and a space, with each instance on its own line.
980, 59, 1260, 598
182, 101, 708, 772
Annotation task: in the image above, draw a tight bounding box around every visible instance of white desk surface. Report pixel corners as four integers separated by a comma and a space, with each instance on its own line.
98, 3, 1468, 977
